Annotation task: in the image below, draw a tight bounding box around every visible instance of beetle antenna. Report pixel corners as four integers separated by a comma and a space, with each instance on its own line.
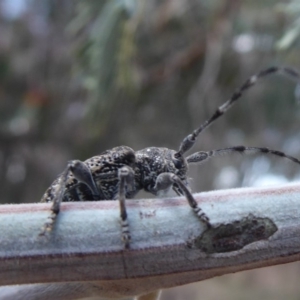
186, 146, 300, 166
175, 67, 300, 158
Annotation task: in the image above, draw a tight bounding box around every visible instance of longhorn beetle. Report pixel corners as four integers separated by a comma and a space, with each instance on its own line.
41, 66, 300, 248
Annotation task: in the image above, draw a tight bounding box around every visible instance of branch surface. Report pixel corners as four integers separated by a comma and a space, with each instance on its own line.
0, 183, 300, 299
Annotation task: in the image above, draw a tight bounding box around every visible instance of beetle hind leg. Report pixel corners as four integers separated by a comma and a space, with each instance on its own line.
39, 172, 67, 236
40, 160, 100, 236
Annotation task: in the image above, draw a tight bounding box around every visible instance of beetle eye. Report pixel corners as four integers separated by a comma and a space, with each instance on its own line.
173, 158, 183, 169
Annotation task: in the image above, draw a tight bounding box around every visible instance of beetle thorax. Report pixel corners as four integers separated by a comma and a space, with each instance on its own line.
135, 147, 188, 195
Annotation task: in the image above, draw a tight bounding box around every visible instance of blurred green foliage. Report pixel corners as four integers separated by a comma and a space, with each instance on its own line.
69, 0, 138, 135
0, 0, 299, 204
276, 0, 300, 50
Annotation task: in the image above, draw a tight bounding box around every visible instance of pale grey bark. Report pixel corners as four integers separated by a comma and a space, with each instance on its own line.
0, 183, 300, 299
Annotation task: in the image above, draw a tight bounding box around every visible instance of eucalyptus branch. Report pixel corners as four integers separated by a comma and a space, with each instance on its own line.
0, 183, 300, 300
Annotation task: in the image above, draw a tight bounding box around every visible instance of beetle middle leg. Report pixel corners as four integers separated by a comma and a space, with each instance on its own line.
118, 166, 135, 248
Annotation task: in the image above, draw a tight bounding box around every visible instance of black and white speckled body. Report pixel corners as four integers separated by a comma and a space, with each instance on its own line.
41, 146, 189, 204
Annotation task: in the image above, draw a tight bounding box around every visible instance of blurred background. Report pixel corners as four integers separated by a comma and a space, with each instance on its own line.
0, 0, 300, 299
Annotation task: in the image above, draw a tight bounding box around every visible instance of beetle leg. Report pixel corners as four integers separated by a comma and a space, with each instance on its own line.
153, 173, 211, 228
40, 160, 99, 235
118, 166, 135, 248
39, 166, 68, 236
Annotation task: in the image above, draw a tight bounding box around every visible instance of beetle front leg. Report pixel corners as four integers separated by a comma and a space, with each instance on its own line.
153, 173, 211, 228
118, 166, 135, 248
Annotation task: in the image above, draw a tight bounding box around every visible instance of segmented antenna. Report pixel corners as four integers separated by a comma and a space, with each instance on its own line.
186, 146, 300, 165
175, 67, 300, 158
